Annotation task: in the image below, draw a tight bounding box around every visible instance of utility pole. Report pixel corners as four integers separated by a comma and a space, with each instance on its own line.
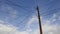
37, 6, 42, 34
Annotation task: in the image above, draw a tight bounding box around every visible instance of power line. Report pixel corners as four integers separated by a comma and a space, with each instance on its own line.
6, 0, 27, 10
11, 10, 35, 24
6, 0, 35, 12
0, 0, 36, 18
41, 8, 60, 16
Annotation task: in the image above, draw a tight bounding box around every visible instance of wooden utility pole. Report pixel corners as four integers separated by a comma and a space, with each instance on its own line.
37, 6, 42, 34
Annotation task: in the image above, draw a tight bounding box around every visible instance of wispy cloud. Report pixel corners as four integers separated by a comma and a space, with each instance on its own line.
27, 16, 38, 26
0, 14, 60, 34
0, 20, 39, 34
0, 4, 18, 19
0, 0, 60, 34
0, 20, 29, 34
25, 14, 60, 34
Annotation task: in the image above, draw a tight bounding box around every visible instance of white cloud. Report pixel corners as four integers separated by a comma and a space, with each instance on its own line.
0, 24, 16, 34
0, 4, 18, 19
30, 29, 40, 34
0, 20, 28, 34
0, 23, 29, 34
0, 20, 4, 23
0, 4, 60, 34
15, 31, 29, 34
42, 14, 60, 34
27, 16, 38, 25
0, 14, 60, 34
26, 14, 60, 34
26, 16, 38, 29
42, 24, 57, 32
42, 24, 60, 34
52, 14, 56, 18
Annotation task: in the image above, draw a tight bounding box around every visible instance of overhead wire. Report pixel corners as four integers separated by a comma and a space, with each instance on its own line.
42, 0, 60, 16
4, 0, 36, 22
12, 8, 36, 26
1, 0, 36, 26
46, 0, 58, 11
6, 0, 34, 13
41, 8, 60, 16
6, 0, 27, 11
0, 0, 38, 34
0, 7, 35, 24
6, 0, 60, 34
0, 0, 35, 16
10, 8, 36, 26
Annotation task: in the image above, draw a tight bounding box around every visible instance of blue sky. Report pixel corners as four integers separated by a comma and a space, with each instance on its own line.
0, 0, 60, 34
